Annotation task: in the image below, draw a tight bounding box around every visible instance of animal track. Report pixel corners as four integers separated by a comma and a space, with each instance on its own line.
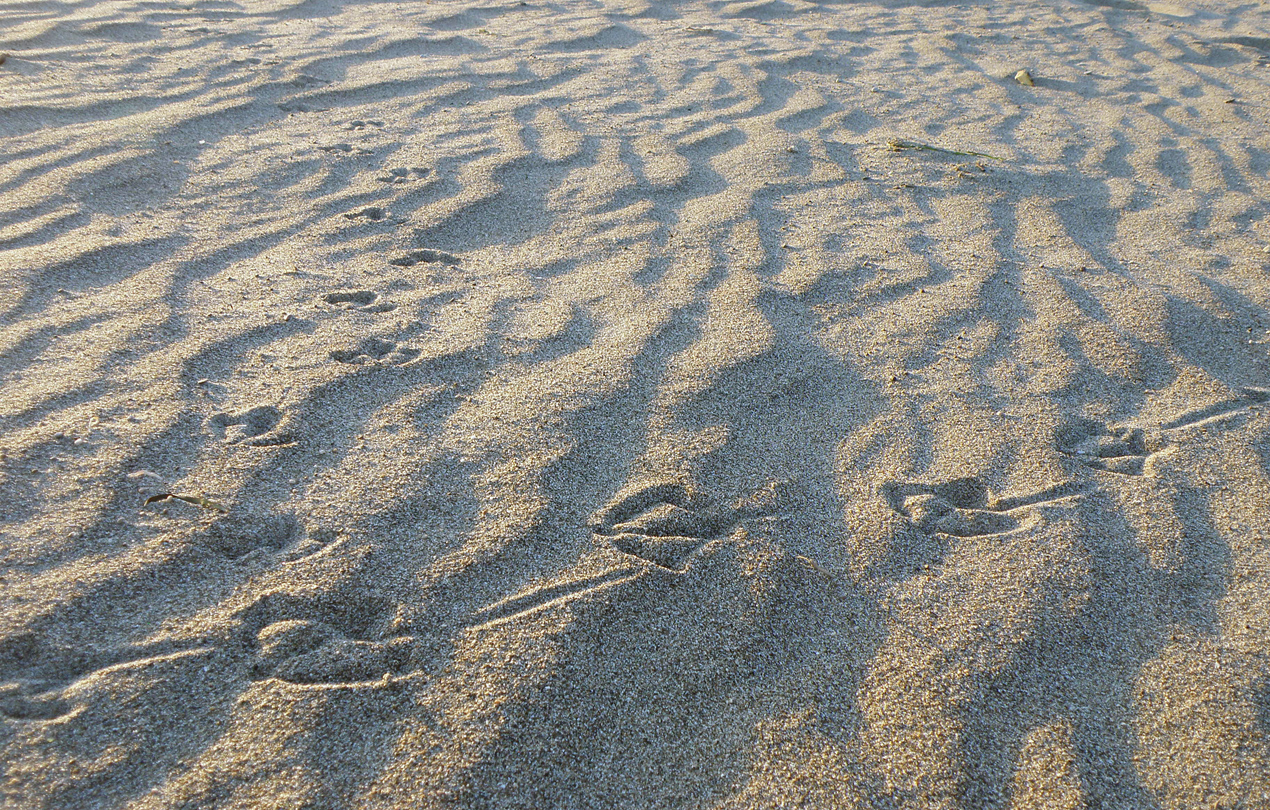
206, 406, 288, 445
1059, 388, 1268, 475
325, 290, 377, 306
251, 619, 419, 686
277, 527, 344, 564
1058, 423, 1153, 475
588, 480, 794, 571
882, 477, 1085, 538
329, 337, 419, 365
323, 290, 395, 312
195, 513, 302, 560
0, 683, 71, 721
1160, 386, 1269, 431
376, 166, 429, 183
344, 206, 389, 222
242, 594, 421, 687
470, 569, 641, 631
278, 102, 330, 113
388, 248, 460, 267
0, 637, 212, 722
590, 483, 729, 570
290, 74, 330, 87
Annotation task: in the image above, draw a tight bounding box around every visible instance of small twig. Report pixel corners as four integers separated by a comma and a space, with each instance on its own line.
887, 139, 1004, 161
144, 493, 228, 513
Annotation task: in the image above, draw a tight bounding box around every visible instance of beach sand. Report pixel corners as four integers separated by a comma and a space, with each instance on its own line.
2, 0, 1269, 806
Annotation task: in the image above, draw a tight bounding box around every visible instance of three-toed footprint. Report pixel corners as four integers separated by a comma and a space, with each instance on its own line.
881, 476, 1085, 538
251, 619, 420, 686
589, 479, 796, 571
206, 405, 290, 446
1058, 388, 1269, 476
323, 289, 395, 313
376, 166, 429, 184
329, 337, 419, 365
1058, 422, 1156, 476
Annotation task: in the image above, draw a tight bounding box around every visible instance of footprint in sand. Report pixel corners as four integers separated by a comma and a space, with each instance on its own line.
275, 527, 344, 565
343, 206, 390, 223
0, 637, 212, 722
278, 102, 323, 113
250, 620, 420, 686
1059, 387, 1269, 476
388, 248, 460, 267
588, 479, 797, 571
882, 476, 1085, 538
376, 166, 429, 184
0, 683, 71, 721
206, 405, 290, 446
324, 289, 376, 306
329, 337, 420, 365
243, 592, 421, 687
1058, 423, 1154, 476
323, 289, 396, 313
195, 513, 302, 561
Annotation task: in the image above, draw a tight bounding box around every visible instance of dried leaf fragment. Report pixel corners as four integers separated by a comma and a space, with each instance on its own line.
887, 139, 1003, 161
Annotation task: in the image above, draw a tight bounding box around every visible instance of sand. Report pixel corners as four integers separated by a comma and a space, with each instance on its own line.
2, 0, 1269, 807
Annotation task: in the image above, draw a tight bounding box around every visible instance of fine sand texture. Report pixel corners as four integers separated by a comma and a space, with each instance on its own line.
2, 0, 1270, 807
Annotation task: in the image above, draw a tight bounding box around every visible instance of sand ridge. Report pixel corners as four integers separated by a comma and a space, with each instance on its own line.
2, 0, 1269, 807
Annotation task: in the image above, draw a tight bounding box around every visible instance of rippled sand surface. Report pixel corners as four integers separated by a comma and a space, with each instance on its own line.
2, 0, 1269, 807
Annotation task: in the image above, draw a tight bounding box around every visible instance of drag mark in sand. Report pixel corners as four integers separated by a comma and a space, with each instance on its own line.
468, 568, 643, 632
1160, 386, 1270, 431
